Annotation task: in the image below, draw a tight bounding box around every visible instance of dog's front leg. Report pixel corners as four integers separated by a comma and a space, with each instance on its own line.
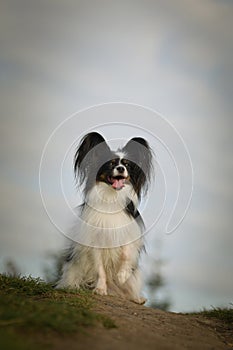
94, 254, 108, 296
117, 245, 133, 285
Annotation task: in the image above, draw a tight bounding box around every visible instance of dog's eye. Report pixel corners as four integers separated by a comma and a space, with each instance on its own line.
122, 159, 129, 167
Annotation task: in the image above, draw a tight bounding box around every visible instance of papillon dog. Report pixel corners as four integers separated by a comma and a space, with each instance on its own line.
56, 132, 153, 304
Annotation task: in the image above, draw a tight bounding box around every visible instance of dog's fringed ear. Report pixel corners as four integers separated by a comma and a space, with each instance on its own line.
74, 132, 111, 187
123, 137, 153, 195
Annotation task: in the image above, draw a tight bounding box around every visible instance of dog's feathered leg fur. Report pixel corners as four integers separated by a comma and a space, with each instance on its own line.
94, 250, 108, 296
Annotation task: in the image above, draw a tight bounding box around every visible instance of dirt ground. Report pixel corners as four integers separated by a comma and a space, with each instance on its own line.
50, 295, 233, 350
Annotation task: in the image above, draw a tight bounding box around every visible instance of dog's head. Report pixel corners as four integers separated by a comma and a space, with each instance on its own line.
74, 132, 153, 198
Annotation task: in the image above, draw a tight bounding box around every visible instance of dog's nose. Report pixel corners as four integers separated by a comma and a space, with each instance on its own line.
117, 166, 125, 173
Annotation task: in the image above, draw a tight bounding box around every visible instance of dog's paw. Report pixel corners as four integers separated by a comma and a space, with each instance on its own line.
131, 297, 147, 305
117, 268, 131, 285
94, 287, 108, 296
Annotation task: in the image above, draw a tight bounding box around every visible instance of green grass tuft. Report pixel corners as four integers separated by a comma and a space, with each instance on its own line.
0, 274, 116, 349
0, 274, 53, 296
99, 315, 117, 329
199, 306, 233, 324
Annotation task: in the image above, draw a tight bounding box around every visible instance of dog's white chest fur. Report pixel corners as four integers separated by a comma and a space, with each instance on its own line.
71, 182, 142, 248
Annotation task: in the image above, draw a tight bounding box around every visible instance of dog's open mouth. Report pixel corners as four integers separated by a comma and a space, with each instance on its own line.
107, 176, 126, 190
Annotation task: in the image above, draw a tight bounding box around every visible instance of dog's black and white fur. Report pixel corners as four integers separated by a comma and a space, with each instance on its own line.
56, 132, 153, 304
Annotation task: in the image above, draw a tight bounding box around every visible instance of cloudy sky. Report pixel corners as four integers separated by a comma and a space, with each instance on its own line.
1, 0, 233, 312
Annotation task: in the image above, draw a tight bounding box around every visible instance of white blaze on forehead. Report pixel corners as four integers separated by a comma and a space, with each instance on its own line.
111, 151, 129, 185
115, 151, 126, 160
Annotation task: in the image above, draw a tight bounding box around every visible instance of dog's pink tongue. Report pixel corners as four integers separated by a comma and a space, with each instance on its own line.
112, 178, 125, 190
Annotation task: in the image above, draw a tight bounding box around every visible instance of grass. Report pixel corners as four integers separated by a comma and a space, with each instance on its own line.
198, 306, 233, 324
0, 274, 116, 349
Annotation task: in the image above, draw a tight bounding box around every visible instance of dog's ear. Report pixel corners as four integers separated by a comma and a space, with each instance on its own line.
126, 137, 149, 149
123, 137, 152, 166
123, 137, 153, 195
74, 132, 111, 185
